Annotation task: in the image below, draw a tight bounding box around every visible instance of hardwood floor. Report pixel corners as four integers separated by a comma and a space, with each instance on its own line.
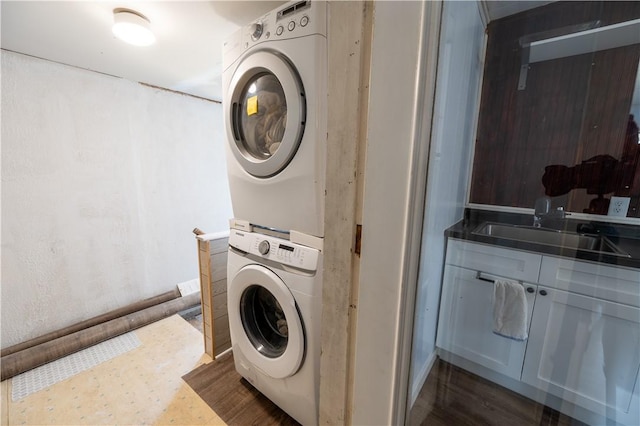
409, 359, 586, 426
183, 310, 582, 426
182, 352, 300, 426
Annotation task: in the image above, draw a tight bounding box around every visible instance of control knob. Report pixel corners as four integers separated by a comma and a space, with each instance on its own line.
250, 22, 263, 41
258, 240, 270, 255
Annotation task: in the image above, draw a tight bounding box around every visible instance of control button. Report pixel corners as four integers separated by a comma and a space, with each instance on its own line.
276, 25, 284, 36
258, 240, 270, 255
300, 16, 309, 27
288, 21, 295, 31
250, 21, 263, 41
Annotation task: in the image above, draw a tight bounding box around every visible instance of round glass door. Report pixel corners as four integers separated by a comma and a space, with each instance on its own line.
240, 285, 289, 358
226, 51, 306, 178
236, 74, 287, 160
228, 263, 305, 379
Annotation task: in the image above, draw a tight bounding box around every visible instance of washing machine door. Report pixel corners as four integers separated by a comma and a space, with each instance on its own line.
226, 50, 306, 178
228, 264, 305, 379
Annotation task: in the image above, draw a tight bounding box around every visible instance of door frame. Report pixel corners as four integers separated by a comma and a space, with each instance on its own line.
349, 1, 443, 424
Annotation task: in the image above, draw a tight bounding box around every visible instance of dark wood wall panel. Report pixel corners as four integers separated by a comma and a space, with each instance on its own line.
469, 1, 640, 217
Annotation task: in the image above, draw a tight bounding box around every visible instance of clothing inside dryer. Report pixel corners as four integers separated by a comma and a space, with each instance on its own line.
238, 73, 287, 160
240, 285, 289, 358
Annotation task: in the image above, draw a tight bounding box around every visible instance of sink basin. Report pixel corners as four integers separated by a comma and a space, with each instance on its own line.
473, 222, 630, 257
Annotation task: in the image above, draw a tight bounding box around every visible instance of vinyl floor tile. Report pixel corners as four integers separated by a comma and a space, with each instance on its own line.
2, 315, 224, 425
1, 380, 9, 425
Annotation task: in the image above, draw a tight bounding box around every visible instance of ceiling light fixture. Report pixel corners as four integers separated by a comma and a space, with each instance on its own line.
112, 8, 156, 47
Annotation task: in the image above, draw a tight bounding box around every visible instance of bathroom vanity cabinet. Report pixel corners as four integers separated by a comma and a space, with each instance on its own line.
437, 239, 640, 425
436, 241, 540, 380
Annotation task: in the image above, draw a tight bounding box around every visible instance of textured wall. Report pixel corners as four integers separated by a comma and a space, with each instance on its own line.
1, 51, 232, 348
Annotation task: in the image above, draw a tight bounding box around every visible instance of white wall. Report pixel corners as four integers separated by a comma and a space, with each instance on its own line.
1, 51, 232, 348
409, 0, 485, 403
351, 2, 430, 424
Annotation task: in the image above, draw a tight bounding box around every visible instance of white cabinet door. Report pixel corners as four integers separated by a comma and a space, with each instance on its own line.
436, 265, 536, 380
522, 286, 640, 425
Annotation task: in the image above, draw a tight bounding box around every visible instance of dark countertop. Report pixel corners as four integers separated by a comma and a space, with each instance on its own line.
446, 209, 640, 270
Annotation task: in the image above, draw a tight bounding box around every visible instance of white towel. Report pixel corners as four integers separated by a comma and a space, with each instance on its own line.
493, 279, 528, 341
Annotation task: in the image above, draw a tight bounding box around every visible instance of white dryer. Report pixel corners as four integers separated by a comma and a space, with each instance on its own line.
222, 1, 327, 238
227, 228, 322, 425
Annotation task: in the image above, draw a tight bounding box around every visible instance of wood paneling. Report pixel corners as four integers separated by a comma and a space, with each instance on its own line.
196, 236, 231, 358
470, 1, 640, 217
182, 353, 299, 426
408, 359, 585, 426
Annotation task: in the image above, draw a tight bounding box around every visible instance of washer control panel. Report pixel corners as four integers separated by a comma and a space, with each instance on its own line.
229, 229, 319, 272
258, 240, 270, 255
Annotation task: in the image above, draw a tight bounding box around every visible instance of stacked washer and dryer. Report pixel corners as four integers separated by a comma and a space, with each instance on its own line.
221, 1, 327, 425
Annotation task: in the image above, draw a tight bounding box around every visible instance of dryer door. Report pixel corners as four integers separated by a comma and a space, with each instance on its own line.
226, 50, 306, 178
228, 264, 305, 379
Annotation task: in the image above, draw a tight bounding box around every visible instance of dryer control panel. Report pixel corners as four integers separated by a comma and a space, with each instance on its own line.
223, 0, 327, 72
240, 0, 326, 51
229, 229, 319, 272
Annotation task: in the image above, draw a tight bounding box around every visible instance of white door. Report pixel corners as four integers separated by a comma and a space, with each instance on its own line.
225, 50, 306, 178
436, 265, 536, 380
522, 286, 640, 425
228, 264, 305, 379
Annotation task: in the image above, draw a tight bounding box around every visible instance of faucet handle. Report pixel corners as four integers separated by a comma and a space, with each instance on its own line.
554, 206, 568, 218
534, 196, 551, 215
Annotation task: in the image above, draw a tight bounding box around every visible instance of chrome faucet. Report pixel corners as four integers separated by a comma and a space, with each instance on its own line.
533, 196, 566, 228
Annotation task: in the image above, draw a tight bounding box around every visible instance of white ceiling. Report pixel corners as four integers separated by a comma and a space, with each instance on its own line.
0, 1, 285, 102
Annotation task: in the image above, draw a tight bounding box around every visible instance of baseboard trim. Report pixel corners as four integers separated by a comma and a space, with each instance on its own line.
215, 347, 232, 360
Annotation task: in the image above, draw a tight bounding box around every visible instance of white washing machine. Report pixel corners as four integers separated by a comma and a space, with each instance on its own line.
227, 228, 322, 425
222, 0, 327, 238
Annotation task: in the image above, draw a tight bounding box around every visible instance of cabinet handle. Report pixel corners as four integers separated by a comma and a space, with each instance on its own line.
475, 271, 523, 286
527, 287, 535, 293
539, 289, 548, 296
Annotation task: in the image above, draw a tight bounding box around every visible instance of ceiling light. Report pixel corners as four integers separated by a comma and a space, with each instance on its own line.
112, 9, 156, 47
